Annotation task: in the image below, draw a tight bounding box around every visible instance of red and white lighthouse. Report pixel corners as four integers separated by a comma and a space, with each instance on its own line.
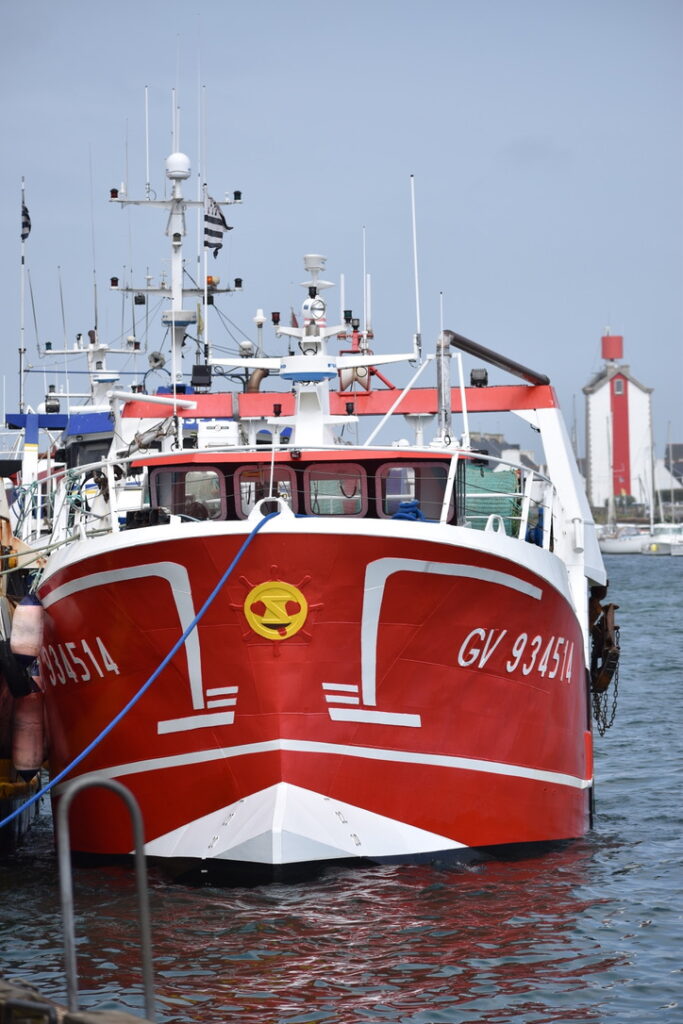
583, 333, 654, 513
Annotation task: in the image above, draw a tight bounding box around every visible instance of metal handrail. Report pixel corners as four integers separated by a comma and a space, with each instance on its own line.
56, 775, 156, 1021
15, 441, 559, 561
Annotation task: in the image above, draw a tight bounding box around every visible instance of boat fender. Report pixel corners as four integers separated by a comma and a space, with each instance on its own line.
10, 594, 45, 658
0, 593, 13, 641
12, 688, 46, 782
0, 639, 34, 698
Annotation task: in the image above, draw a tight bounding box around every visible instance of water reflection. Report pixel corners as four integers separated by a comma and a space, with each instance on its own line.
54, 841, 624, 1023
2, 556, 679, 1022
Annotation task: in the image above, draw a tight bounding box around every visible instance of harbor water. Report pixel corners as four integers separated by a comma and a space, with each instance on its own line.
1, 554, 681, 1023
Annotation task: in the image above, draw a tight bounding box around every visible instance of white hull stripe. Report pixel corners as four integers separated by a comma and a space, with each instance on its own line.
158, 711, 235, 733
359, 559, 543, 707
41, 562, 206, 712
59, 737, 591, 792
328, 709, 421, 726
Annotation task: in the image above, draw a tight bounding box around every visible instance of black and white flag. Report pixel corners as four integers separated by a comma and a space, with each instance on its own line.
204, 197, 232, 258
21, 201, 31, 242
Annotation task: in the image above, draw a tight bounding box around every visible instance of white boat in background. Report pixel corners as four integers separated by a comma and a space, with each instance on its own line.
640, 523, 683, 556
598, 525, 654, 555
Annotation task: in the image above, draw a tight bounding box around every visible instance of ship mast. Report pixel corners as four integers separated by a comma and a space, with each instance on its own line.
163, 152, 196, 389
213, 254, 418, 448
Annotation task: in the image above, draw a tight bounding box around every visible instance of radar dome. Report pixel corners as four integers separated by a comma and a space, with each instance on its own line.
166, 153, 191, 180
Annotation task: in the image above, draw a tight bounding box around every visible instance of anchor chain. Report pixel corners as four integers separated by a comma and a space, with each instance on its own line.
589, 586, 621, 736
592, 622, 620, 736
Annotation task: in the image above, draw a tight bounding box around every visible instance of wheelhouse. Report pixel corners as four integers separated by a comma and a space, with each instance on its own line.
146, 452, 464, 524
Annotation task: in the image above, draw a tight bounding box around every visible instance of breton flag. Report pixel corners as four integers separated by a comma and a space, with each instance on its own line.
203, 196, 232, 258
21, 201, 31, 242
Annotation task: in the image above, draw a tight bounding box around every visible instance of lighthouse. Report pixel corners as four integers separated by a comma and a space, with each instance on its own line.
583, 332, 654, 515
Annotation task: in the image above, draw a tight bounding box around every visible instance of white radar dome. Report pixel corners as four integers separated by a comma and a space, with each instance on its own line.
303, 254, 326, 273
166, 153, 191, 180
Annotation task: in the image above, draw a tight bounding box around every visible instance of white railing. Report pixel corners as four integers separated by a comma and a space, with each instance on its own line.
10, 444, 560, 558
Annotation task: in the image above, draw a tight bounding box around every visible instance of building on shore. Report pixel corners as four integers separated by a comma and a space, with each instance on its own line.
583, 332, 654, 516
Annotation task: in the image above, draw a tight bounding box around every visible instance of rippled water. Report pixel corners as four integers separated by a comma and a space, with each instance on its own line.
1, 555, 681, 1023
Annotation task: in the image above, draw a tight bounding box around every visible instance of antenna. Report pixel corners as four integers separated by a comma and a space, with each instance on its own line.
171, 88, 177, 151
57, 266, 71, 401
410, 174, 422, 362
200, 84, 211, 362
144, 85, 151, 198
362, 225, 367, 334
366, 273, 372, 334
89, 148, 99, 331
27, 270, 41, 355
19, 177, 28, 412
175, 33, 182, 147
124, 118, 129, 198
339, 272, 345, 325
58, 267, 68, 348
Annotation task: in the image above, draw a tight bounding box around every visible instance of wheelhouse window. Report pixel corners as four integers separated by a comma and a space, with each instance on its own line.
304, 463, 367, 516
151, 467, 225, 520
234, 464, 297, 518
376, 461, 453, 521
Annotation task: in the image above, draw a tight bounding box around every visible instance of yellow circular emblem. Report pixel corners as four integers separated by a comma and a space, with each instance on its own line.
244, 581, 309, 640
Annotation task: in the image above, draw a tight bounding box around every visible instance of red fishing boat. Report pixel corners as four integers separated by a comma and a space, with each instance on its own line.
5, 149, 619, 880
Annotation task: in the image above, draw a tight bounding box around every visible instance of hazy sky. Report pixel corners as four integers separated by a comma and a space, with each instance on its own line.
2, 0, 681, 455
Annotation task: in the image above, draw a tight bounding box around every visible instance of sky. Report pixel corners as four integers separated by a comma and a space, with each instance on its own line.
1, 0, 681, 457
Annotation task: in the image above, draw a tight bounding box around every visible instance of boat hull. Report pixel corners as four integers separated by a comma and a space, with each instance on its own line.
37, 525, 591, 871
599, 533, 652, 554
641, 541, 683, 556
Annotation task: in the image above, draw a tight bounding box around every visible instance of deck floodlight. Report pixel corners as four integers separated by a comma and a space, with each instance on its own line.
191, 364, 212, 389
45, 385, 61, 414
470, 368, 488, 388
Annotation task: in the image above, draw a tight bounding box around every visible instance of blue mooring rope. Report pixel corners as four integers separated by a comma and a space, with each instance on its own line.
0, 510, 280, 832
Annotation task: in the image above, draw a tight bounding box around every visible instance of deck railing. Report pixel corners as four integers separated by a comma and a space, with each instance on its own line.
9, 444, 557, 555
